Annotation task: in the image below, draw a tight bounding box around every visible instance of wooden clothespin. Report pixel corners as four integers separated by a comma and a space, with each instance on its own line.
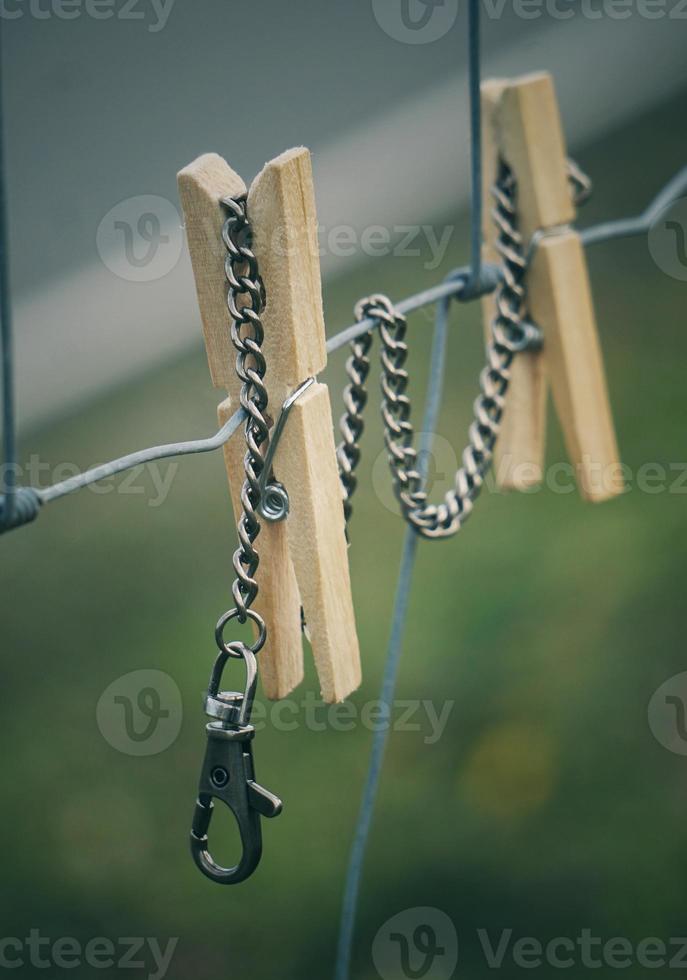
178, 147, 361, 703
481, 71, 622, 501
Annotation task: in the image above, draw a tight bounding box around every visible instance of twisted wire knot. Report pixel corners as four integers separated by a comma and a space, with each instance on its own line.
0, 487, 42, 534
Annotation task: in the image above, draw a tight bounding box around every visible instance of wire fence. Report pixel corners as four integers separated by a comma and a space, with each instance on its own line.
2, 161, 686, 531
0, 22, 16, 532
0, 5, 685, 980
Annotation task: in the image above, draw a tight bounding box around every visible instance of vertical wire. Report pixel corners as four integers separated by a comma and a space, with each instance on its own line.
0, 18, 16, 524
334, 9, 484, 972
333, 290, 453, 980
468, 0, 483, 290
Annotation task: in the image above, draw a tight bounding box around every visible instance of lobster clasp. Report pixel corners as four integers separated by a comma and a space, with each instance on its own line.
190, 641, 281, 885
190, 721, 282, 884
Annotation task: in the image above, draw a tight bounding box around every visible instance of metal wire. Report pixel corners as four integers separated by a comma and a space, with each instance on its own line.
38, 412, 243, 504
0, 0, 681, 962
467, 0, 483, 291
0, 156, 683, 535
0, 18, 16, 528
334, 287, 453, 980
0, 155, 684, 535
333, 163, 687, 350
580, 164, 687, 247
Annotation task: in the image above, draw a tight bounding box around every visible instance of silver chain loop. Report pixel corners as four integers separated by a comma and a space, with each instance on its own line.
189, 194, 282, 889
219, 195, 270, 631
337, 159, 590, 539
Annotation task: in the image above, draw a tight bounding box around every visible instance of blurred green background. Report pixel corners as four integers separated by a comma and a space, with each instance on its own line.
1, 88, 687, 979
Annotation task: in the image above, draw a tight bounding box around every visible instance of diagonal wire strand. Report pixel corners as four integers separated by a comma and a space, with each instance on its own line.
0, 153, 685, 532
467, 0, 483, 291
333, 284, 454, 980
1, 0, 686, 538
0, 18, 16, 526
1, 158, 686, 531
334, 7, 485, 977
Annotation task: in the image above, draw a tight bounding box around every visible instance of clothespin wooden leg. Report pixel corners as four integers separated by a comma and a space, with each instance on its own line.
217, 398, 304, 699
178, 153, 303, 700
481, 78, 547, 492
488, 71, 623, 502
247, 148, 361, 703
178, 148, 361, 704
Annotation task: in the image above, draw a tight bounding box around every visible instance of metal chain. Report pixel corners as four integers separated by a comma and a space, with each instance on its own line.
220, 195, 270, 627
338, 159, 590, 539
337, 331, 373, 524
189, 194, 282, 888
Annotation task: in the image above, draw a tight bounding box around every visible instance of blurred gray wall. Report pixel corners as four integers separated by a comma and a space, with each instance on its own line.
3, 0, 686, 429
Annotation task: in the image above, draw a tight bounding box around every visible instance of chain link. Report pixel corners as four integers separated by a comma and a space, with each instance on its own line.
219, 195, 270, 631
338, 159, 590, 539
189, 194, 281, 888
337, 160, 523, 538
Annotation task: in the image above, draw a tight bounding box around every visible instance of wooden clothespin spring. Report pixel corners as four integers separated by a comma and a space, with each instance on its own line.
255, 377, 315, 523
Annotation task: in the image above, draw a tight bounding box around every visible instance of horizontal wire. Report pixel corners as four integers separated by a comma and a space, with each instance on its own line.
325, 264, 475, 352
30, 267, 483, 510
322, 161, 687, 351
38, 411, 244, 504
2, 161, 686, 528
580, 163, 687, 247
